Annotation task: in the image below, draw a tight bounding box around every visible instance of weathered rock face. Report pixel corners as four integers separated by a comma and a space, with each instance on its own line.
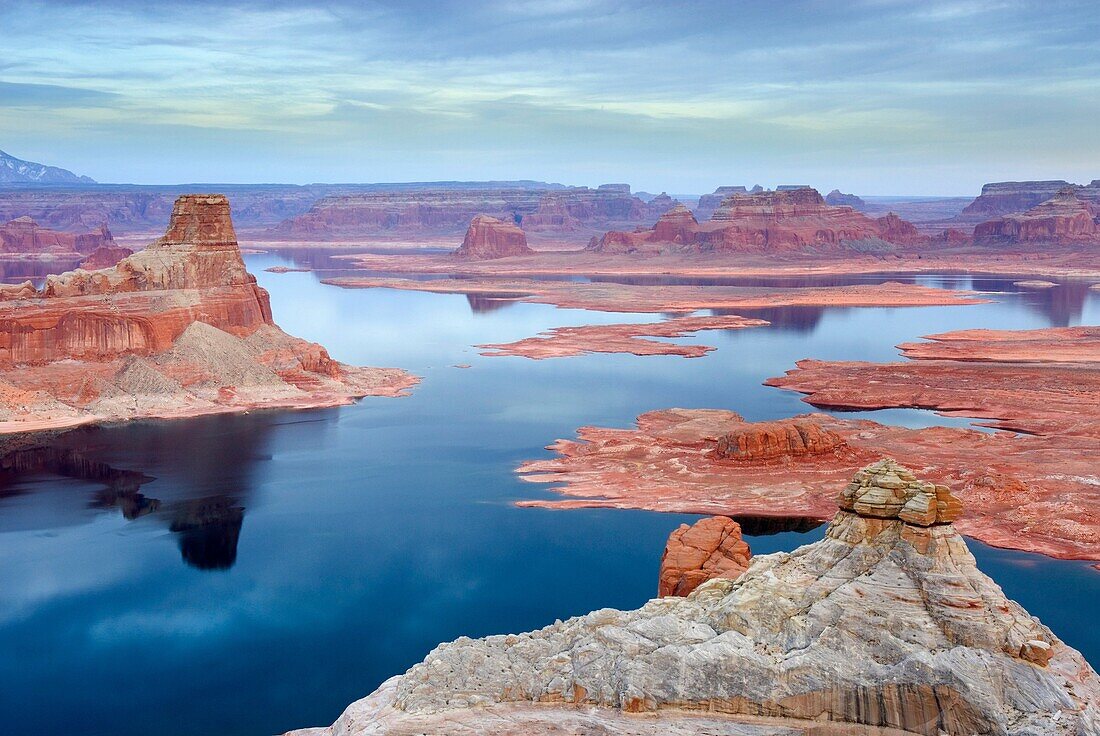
453, 215, 534, 259
293, 465, 1100, 736
658, 516, 751, 597
78, 245, 133, 271
591, 187, 927, 254
0, 217, 115, 255
974, 188, 1099, 244
0, 194, 416, 433
824, 189, 866, 208
714, 417, 847, 462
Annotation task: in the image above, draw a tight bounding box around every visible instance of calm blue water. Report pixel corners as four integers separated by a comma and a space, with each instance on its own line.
0, 250, 1097, 736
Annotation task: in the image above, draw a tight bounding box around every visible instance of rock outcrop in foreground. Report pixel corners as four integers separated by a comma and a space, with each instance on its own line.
453, 214, 534, 259
590, 188, 925, 254
0, 194, 416, 433
290, 462, 1099, 736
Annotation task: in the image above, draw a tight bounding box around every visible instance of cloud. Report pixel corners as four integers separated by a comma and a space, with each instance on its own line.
0, 0, 1097, 193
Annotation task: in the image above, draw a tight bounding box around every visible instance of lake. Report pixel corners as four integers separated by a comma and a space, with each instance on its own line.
0, 249, 1097, 735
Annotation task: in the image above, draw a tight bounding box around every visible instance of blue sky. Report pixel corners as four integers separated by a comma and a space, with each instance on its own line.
1, 0, 1097, 194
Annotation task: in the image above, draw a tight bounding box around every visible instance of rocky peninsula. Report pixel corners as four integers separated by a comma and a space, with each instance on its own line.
0, 194, 416, 433
288, 462, 1100, 736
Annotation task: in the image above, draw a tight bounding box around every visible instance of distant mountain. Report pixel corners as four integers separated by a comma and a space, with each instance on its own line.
0, 150, 96, 184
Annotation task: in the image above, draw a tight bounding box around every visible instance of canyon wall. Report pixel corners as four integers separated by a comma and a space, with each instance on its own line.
0, 217, 115, 255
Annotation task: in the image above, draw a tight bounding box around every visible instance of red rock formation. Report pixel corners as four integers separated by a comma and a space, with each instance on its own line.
79, 245, 133, 270
0, 217, 115, 255
590, 188, 928, 254
0, 194, 416, 433
658, 516, 751, 597
974, 188, 1099, 244
714, 418, 847, 462
454, 215, 534, 259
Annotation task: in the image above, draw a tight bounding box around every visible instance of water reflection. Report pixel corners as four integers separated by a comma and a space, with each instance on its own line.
0, 414, 275, 571
0, 257, 82, 285
465, 294, 517, 314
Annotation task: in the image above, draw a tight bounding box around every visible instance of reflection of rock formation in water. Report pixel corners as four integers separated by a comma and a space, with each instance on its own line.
465, 293, 516, 314
0, 413, 282, 570
711, 306, 824, 333
169, 497, 244, 570
295, 463, 1100, 736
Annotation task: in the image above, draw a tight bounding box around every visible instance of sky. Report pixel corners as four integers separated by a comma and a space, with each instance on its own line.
1, 0, 1098, 195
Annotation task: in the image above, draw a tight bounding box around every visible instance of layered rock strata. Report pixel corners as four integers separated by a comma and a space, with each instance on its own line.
590, 188, 926, 254
290, 464, 1100, 736
0, 194, 416, 433
453, 215, 534, 259
658, 515, 751, 597
974, 188, 1099, 244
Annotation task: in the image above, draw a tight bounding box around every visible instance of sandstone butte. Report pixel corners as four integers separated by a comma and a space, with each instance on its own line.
287, 461, 1100, 736
974, 187, 1100, 244
0, 194, 417, 434
588, 187, 926, 254
0, 216, 115, 256
517, 326, 1100, 563
658, 515, 751, 597
477, 314, 769, 359
453, 214, 535, 259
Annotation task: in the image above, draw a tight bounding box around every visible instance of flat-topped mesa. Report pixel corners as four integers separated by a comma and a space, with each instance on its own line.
960, 180, 1077, 219
297, 463, 1099, 736
0, 217, 115, 256
453, 214, 534, 259
974, 187, 1099, 244
156, 193, 238, 247
714, 417, 847, 462
589, 187, 928, 254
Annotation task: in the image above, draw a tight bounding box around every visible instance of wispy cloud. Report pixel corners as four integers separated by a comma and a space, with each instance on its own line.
0, 0, 1096, 193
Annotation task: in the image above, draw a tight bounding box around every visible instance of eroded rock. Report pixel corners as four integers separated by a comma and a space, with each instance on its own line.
292, 465, 1100, 736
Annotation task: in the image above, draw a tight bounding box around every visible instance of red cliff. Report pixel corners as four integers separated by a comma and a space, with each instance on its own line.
79, 245, 134, 270
454, 215, 534, 259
